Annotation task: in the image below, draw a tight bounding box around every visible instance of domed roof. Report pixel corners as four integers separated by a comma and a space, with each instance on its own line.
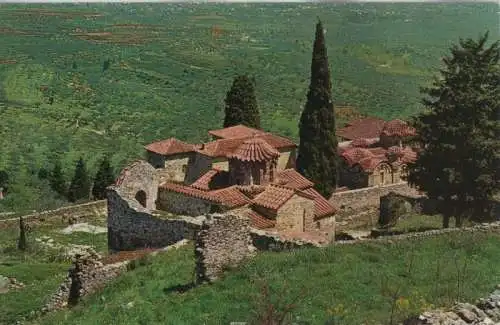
341, 147, 374, 166
228, 137, 280, 162
381, 119, 416, 137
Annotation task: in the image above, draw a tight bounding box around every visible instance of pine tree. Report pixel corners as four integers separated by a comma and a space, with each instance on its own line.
407, 32, 500, 228
223, 75, 261, 129
49, 160, 66, 197
67, 157, 91, 203
296, 19, 339, 198
92, 156, 115, 200
18, 217, 27, 251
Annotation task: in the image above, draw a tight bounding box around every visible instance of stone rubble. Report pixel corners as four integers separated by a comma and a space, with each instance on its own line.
59, 223, 107, 234
404, 285, 500, 325
0, 275, 25, 294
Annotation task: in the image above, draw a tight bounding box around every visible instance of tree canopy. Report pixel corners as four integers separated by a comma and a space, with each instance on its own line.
296, 20, 339, 198
223, 75, 261, 129
67, 157, 91, 203
407, 32, 500, 227
92, 156, 115, 200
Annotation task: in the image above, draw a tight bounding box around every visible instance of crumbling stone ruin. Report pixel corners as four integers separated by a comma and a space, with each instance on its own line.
404, 285, 500, 325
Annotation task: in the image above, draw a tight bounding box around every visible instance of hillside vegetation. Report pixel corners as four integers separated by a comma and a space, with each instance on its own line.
24, 231, 500, 325
0, 3, 498, 212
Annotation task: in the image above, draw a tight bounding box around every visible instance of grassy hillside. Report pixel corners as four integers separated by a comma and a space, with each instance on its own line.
22, 231, 500, 325
0, 3, 498, 212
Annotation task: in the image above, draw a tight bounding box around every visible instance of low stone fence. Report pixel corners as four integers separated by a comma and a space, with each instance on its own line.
404, 284, 500, 324
0, 200, 107, 227
42, 248, 128, 314
251, 229, 326, 251
335, 222, 500, 246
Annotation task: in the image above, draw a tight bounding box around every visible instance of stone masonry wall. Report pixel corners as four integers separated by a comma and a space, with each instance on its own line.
107, 188, 199, 251
156, 189, 212, 216
330, 182, 421, 215
159, 154, 190, 183
0, 200, 107, 228
276, 194, 314, 232
42, 248, 127, 313
195, 214, 255, 283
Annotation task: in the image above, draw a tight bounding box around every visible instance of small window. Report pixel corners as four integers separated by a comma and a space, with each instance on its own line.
316, 221, 321, 229
182, 164, 187, 173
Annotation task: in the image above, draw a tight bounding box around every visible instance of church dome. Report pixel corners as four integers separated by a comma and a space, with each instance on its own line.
228, 137, 280, 162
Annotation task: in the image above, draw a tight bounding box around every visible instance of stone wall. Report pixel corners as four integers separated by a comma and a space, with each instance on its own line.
42, 249, 127, 313
250, 229, 325, 251
156, 189, 212, 216
404, 284, 500, 325
277, 148, 295, 171
107, 188, 200, 251
195, 214, 255, 283
330, 182, 421, 213
114, 160, 158, 210
0, 200, 107, 227
185, 152, 212, 185
160, 154, 190, 183
276, 194, 314, 232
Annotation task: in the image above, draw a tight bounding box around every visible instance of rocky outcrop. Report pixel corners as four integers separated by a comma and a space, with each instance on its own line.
404, 285, 500, 325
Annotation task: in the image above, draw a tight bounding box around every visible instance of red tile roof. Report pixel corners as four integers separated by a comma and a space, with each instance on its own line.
275, 169, 314, 190
350, 137, 379, 148
198, 133, 295, 158
341, 148, 375, 166
251, 185, 296, 210
228, 137, 280, 162
245, 210, 276, 229
381, 119, 416, 137
300, 187, 337, 219
208, 124, 266, 139
336, 117, 386, 140
145, 138, 195, 156
211, 186, 251, 208
190, 169, 227, 191
160, 182, 249, 209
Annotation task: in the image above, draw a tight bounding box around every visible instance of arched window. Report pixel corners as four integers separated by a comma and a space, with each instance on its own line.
135, 190, 147, 208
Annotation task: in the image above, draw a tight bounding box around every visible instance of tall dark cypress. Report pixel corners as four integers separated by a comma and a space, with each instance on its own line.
18, 217, 27, 251
223, 75, 261, 129
67, 157, 91, 203
92, 156, 115, 200
296, 20, 339, 198
49, 160, 67, 198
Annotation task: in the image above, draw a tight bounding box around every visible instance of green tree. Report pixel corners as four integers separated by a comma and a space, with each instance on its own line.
0, 170, 8, 193
67, 157, 91, 203
296, 20, 339, 198
49, 160, 67, 197
223, 75, 261, 129
407, 32, 500, 228
92, 156, 115, 200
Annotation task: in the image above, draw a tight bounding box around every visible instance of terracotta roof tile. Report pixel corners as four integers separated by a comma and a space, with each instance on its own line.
350, 138, 379, 148
236, 185, 267, 198
211, 186, 251, 208
341, 148, 374, 166
274, 169, 314, 190
251, 185, 295, 211
300, 188, 337, 219
159, 182, 217, 202
381, 119, 416, 137
145, 138, 195, 156
245, 210, 276, 229
208, 124, 266, 139
190, 169, 229, 191
228, 137, 280, 162
336, 117, 386, 140
197, 132, 295, 158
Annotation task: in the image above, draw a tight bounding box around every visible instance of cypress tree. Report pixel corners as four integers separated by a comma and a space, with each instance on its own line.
92, 156, 115, 200
223, 75, 261, 129
67, 157, 91, 203
296, 19, 339, 198
407, 32, 500, 228
18, 217, 27, 251
49, 160, 66, 197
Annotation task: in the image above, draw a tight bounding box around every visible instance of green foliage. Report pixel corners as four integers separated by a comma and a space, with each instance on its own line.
67, 157, 91, 203
28, 232, 500, 325
49, 160, 67, 198
223, 75, 261, 129
407, 32, 500, 227
297, 20, 339, 198
0, 170, 8, 192
92, 156, 115, 200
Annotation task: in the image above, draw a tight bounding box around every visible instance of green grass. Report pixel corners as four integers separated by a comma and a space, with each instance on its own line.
26, 231, 500, 325
0, 216, 109, 324
0, 2, 498, 212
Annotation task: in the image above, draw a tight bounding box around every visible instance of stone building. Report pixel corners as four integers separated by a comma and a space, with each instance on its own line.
336, 118, 417, 189
114, 124, 336, 236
